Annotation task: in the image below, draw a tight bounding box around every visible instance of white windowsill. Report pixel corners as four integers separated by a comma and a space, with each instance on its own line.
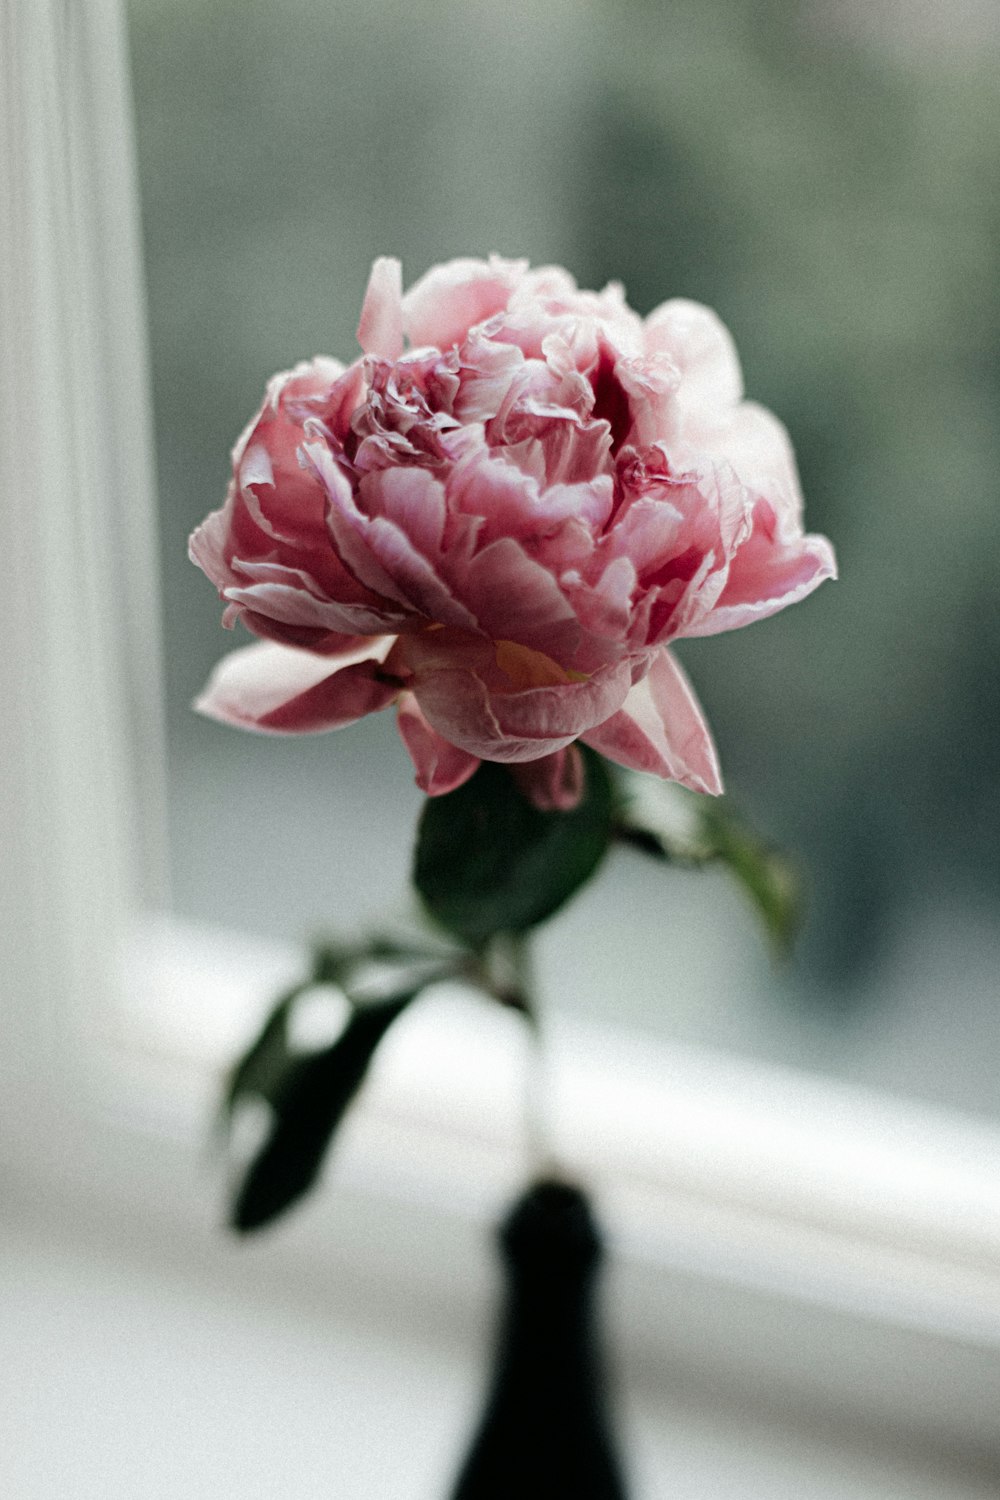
8, 911, 985, 1466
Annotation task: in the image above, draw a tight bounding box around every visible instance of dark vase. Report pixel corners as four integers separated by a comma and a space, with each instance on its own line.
451, 1178, 628, 1499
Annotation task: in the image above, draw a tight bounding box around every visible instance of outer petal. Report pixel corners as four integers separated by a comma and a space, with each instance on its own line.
582, 648, 722, 795
189, 498, 238, 592
194, 638, 400, 734
684, 499, 837, 639
712, 401, 804, 524
644, 299, 743, 411
223, 564, 410, 638
395, 692, 480, 796
357, 257, 404, 360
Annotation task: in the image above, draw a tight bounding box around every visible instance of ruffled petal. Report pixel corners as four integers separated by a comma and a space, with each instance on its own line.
395, 692, 480, 796
583, 648, 722, 795
223, 563, 409, 638
189, 496, 238, 592
685, 498, 837, 639
304, 440, 477, 632
194, 638, 400, 734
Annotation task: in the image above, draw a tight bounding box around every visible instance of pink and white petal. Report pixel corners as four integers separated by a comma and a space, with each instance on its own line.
685, 507, 837, 639
224, 575, 410, 637
226, 559, 360, 622
359, 466, 446, 559
446, 447, 543, 536
644, 299, 743, 411
302, 443, 425, 609
616, 354, 681, 448
403, 255, 528, 351
278, 355, 351, 419
454, 329, 526, 425
194, 638, 400, 734
189, 498, 239, 592
512, 744, 585, 811
234, 370, 348, 554
583, 649, 722, 795
234, 610, 370, 655
510, 263, 582, 310
357, 257, 404, 360
712, 402, 803, 524
458, 536, 582, 660
362, 515, 480, 631
302, 441, 410, 603
412, 668, 575, 762
305, 441, 476, 630
536, 477, 615, 535
598, 495, 684, 573
395, 693, 480, 796
230, 434, 382, 608
560, 554, 637, 644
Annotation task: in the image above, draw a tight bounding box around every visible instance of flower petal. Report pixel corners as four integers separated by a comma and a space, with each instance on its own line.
357, 257, 404, 361
408, 645, 632, 763
395, 692, 480, 796
458, 535, 582, 661
402, 255, 528, 351
583, 648, 722, 795
686, 499, 837, 639
224, 566, 409, 638
644, 299, 743, 411
194, 638, 400, 734
713, 401, 803, 525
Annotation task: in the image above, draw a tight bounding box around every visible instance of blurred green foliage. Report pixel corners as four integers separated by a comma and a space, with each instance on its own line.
570, 0, 1000, 983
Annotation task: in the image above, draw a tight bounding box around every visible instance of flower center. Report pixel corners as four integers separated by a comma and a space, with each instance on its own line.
495, 641, 588, 689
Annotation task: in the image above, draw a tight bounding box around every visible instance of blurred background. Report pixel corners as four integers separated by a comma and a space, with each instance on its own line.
129, 0, 1000, 1118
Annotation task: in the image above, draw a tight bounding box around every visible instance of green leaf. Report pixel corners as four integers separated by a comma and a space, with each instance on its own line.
613, 770, 715, 865
223, 982, 305, 1121
612, 771, 802, 957
699, 802, 802, 959
223, 944, 357, 1121
413, 748, 615, 946
230, 987, 418, 1233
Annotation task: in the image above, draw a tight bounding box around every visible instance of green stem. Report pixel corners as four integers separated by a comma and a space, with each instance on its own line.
480, 933, 556, 1180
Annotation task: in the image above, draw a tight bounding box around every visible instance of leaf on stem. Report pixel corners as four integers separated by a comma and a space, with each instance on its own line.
223, 942, 357, 1122
614, 770, 801, 957
699, 801, 802, 958
413, 748, 615, 947
229, 985, 422, 1233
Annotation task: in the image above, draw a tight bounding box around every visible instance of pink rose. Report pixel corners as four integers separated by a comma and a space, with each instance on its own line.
191, 256, 835, 808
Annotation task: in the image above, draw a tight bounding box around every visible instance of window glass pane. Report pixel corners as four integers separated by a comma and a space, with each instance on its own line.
129, 0, 1000, 1117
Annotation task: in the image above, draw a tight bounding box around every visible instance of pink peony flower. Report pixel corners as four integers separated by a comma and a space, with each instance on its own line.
191, 256, 835, 808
